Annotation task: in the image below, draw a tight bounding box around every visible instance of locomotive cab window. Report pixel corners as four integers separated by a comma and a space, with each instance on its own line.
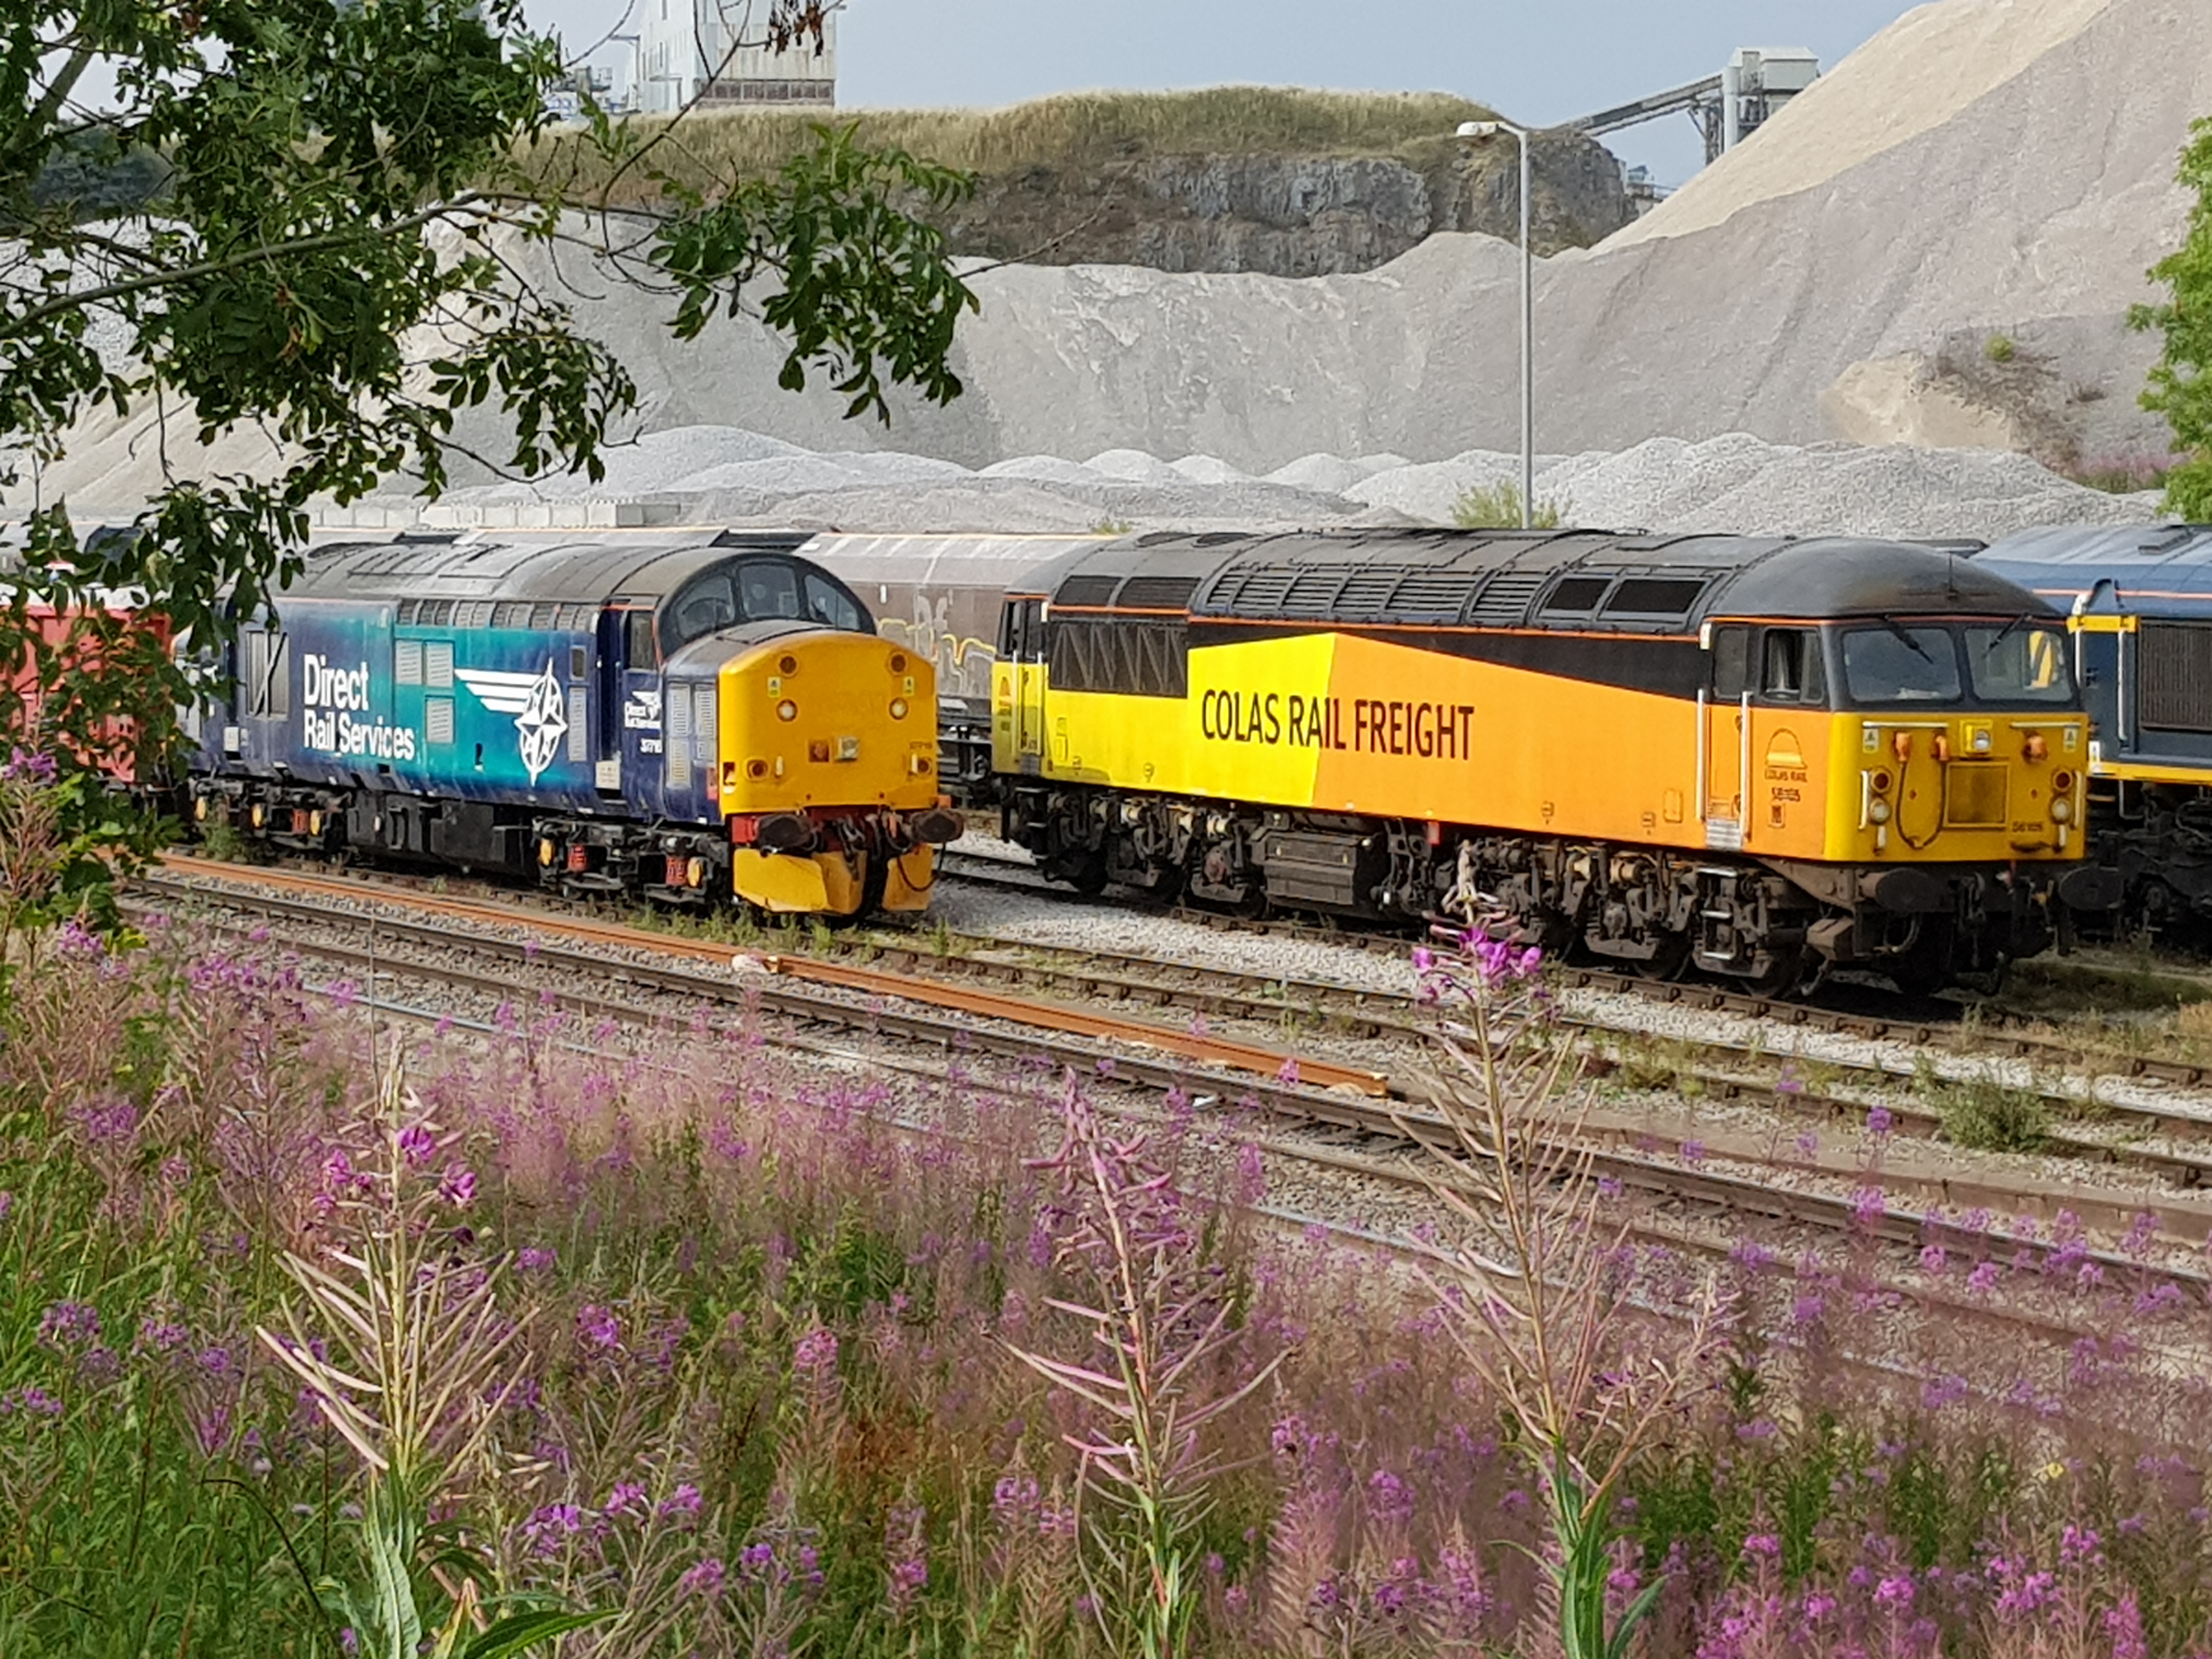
1964, 621, 2073, 704
1841, 625, 1962, 704
736, 560, 804, 622
625, 610, 657, 668
1758, 628, 1825, 703
803, 572, 865, 633
1710, 625, 1750, 699
667, 572, 738, 648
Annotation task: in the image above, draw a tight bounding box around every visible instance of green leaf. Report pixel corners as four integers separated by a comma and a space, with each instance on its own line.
460, 1609, 612, 1658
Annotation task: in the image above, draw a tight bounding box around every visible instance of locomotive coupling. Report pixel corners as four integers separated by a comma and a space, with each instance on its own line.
910, 806, 965, 846
2057, 864, 2124, 913
751, 812, 819, 854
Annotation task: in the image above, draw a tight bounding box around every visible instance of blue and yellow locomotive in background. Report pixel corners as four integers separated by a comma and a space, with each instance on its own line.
188, 529, 961, 917
1974, 524, 2212, 931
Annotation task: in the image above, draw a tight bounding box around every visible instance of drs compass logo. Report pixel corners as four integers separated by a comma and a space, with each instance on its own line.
457, 660, 571, 783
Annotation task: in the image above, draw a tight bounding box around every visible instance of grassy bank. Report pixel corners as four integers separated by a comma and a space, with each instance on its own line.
3, 868, 2211, 1651
522, 86, 1499, 208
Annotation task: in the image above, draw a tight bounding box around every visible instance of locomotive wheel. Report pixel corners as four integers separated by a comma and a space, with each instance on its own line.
1741, 950, 1813, 1000
1066, 850, 1110, 896
1632, 934, 1692, 982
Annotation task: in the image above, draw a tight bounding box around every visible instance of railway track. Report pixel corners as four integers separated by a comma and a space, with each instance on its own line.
928, 854, 2212, 1194
134, 856, 2212, 1274
253, 926, 2206, 1400
937, 850, 2212, 1089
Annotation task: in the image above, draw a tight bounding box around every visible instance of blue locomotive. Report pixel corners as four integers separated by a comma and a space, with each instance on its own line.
1974, 523, 2212, 927
187, 528, 962, 917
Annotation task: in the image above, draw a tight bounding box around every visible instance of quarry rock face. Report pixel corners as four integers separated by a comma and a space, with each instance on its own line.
940, 129, 1632, 278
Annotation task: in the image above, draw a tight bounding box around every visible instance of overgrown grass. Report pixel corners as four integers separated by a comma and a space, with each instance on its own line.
7, 900, 2212, 1654
1451, 479, 1567, 529
521, 86, 1499, 207
1917, 1065, 2053, 1153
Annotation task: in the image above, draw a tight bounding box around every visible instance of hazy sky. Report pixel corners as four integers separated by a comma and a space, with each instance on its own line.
530, 0, 1932, 187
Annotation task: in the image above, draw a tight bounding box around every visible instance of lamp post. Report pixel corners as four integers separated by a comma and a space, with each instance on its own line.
1456, 119, 1533, 530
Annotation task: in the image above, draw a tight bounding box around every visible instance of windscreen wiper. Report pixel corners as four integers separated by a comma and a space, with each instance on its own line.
1879, 616, 1933, 661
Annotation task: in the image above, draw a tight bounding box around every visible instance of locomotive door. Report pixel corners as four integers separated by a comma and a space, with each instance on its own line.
611, 606, 664, 819
1008, 598, 1046, 774
1701, 626, 1751, 850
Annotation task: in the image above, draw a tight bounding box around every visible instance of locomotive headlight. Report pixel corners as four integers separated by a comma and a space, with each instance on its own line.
1869, 801, 1893, 825
776, 699, 798, 723
308, 810, 324, 836
2050, 798, 2074, 824
686, 857, 709, 889
890, 698, 909, 720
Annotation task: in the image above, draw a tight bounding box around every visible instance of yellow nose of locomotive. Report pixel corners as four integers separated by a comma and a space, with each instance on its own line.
1845, 716, 2085, 860
716, 634, 939, 815
718, 633, 948, 917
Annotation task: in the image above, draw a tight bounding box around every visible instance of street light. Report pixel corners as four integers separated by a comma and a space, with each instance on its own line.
1456, 119, 1534, 531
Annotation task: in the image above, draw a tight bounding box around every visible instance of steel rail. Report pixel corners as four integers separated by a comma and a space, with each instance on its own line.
136, 864, 2212, 1276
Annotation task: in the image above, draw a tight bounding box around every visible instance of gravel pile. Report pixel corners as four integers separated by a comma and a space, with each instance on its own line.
16, 0, 2205, 526
394, 425, 2160, 540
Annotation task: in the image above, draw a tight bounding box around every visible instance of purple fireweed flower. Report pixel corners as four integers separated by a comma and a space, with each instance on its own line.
515, 1247, 555, 1272
1920, 1243, 1947, 1274
338, 1628, 358, 1656
576, 1306, 620, 1350
1367, 1469, 1416, 1527
659, 1483, 703, 1519
603, 1481, 648, 1519
2, 747, 59, 785
0, 1386, 63, 1419
1866, 1104, 1895, 1138
38, 1301, 101, 1351
792, 1325, 839, 1378
2059, 1523, 2102, 1564
1874, 1575, 1917, 1609
69, 1094, 138, 1146
1411, 946, 1436, 973
1921, 1374, 1968, 1410
395, 1124, 435, 1166
2107, 1595, 2148, 1659
1967, 1260, 2001, 1295
197, 1345, 233, 1376
0, 1192, 12, 1223
1743, 1532, 1782, 1560
1790, 1295, 1825, 1326
1680, 1140, 1706, 1166
438, 1165, 477, 1209
1776, 1065, 1805, 1098
1851, 1186, 1887, 1227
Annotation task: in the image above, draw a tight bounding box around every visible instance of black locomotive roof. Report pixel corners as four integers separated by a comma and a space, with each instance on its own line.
1019, 528, 2050, 632
279, 529, 814, 606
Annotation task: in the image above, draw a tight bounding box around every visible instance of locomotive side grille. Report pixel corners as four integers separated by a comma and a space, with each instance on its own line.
693, 684, 717, 763
667, 687, 692, 788
2138, 623, 2212, 732
493, 601, 529, 628
567, 688, 589, 762
424, 642, 454, 690
1052, 574, 1119, 607
1214, 569, 1294, 614
1386, 572, 1481, 622
1280, 568, 1350, 617
1467, 572, 1547, 626
1943, 763, 2008, 828
394, 641, 424, 685
1335, 569, 1402, 613
1114, 575, 1199, 612
424, 697, 454, 747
